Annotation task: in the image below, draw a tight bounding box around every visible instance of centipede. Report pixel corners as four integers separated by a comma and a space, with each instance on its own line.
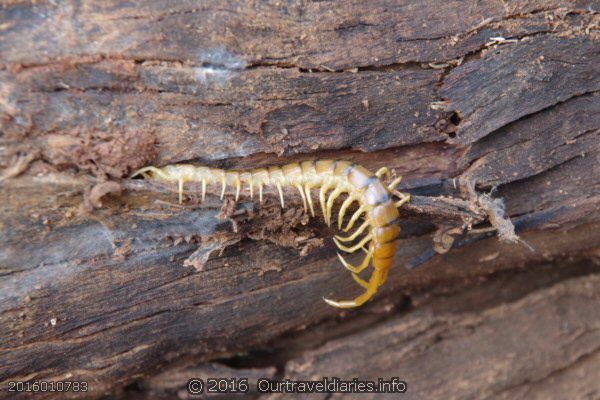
132, 160, 410, 308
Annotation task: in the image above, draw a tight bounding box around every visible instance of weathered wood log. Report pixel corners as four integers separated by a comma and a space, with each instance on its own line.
130, 261, 600, 400
263, 265, 600, 400
0, 1, 598, 399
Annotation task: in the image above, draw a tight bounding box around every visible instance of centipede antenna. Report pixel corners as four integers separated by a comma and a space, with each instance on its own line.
295, 184, 308, 213
333, 233, 372, 253
375, 167, 390, 181
130, 168, 145, 178
344, 204, 366, 232
388, 176, 402, 191
178, 178, 184, 204
326, 187, 344, 226
334, 220, 369, 242
201, 179, 206, 202
276, 182, 285, 208
338, 195, 356, 229
394, 192, 410, 208
305, 184, 315, 217
131, 166, 171, 180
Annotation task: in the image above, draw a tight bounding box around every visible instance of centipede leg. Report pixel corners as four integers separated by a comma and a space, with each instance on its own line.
305, 184, 315, 217
276, 182, 285, 208
336, 245, 373, 273
319, 184, 332, 223
326, 187, 344, 226
259, 183, 264, 203
333, 234, 372, 253
220, 175, 226, 200
235, 178, 241, 201
201, 179, 206, 202
295, 184, 308, 213
338, 195, 356, 229
324, 292, 373, 308
178, 178, 184, 204
334, 220, 369, 242
394, 192, 410, 208
344, 204, 366, 232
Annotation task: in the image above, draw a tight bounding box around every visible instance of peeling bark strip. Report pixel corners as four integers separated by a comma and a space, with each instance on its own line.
0, 0, 599, 399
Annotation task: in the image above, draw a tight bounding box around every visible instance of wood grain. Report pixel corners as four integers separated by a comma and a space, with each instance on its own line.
0, 1, 598, 398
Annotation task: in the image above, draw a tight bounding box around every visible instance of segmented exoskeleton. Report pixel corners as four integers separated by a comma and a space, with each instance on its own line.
132, 160, 410, 308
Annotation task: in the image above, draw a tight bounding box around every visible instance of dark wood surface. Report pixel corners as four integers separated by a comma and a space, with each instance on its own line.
1, 1, 598, 399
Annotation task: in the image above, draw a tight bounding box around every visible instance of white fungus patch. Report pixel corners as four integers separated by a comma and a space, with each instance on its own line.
194, 47, 246, 84
193, 66, 229, 83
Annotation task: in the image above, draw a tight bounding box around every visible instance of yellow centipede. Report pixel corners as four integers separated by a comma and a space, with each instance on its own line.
132, 160, 410, 308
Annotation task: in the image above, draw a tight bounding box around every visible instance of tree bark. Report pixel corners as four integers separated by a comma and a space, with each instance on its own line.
0, 1, 598, 399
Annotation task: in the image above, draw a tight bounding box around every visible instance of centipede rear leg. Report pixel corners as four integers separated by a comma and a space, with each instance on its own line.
323, 273, 381, 308
351, 273, 369, 289
324, 292, 374, 308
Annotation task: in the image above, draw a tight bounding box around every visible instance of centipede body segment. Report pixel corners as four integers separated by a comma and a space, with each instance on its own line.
132, 160, 410, 308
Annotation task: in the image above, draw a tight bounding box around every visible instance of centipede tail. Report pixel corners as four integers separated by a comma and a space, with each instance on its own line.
132, 159, 408, 308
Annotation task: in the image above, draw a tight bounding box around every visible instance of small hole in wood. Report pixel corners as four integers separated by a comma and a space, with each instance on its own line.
450, 112, 462, 126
